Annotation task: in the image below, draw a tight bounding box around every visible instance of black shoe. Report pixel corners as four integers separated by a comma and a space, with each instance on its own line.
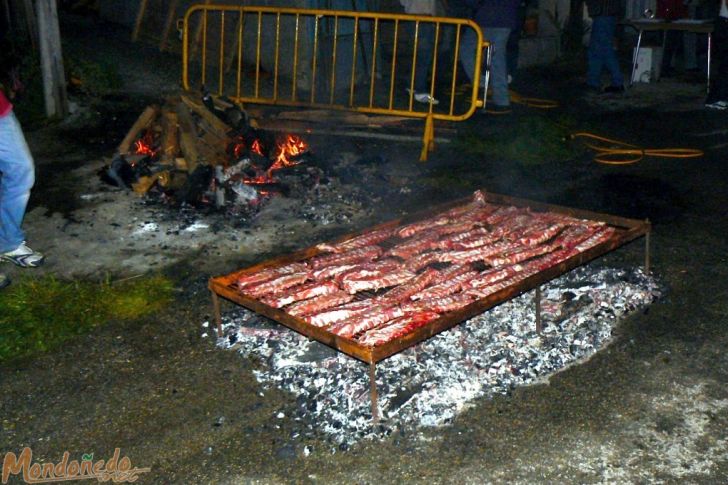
603, 85, 625, 94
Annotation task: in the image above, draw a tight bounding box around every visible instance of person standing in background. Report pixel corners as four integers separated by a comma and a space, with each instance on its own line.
656, 0, 689, 77
0, 49, 45, 289
459, 0, 521, 113
705, 0, 728, 108
506, 0, 528, 84
585, 0, 625, 93
400, 0, 441, 104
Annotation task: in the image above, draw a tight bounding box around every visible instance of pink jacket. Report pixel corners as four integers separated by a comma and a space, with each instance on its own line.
0, 90, 12, 118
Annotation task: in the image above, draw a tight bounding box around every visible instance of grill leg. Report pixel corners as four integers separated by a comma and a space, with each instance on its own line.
370, 361, 379, 423
535, 286, 542, 334
645, 228, 651, 274
212, 290, 223, 337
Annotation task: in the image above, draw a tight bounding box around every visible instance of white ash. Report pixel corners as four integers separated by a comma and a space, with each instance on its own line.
206, 264, 661, 449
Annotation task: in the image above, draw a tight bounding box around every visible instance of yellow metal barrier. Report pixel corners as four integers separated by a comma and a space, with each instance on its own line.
182, 5, 489, 160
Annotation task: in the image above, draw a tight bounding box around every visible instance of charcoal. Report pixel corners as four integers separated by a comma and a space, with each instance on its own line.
175, 165, 214, 206
206, 264, 662, 450
99, 154, 135, 188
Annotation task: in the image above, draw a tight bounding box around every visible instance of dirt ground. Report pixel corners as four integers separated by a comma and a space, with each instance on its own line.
2, 14, 728, 484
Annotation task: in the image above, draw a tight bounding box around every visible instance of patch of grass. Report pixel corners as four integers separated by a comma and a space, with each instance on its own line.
0, 275, 174, 363
455, 115, 577, 165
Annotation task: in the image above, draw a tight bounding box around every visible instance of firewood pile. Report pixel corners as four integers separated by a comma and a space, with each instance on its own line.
102, 92, 315, 209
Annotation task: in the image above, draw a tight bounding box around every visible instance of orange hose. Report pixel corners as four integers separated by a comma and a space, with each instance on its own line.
570, 132, 704, 165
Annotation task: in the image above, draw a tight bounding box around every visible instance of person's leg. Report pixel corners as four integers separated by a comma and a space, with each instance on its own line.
0, 112, 35, 254
587, 16, 608, 88
601, 15, 624, 87
486, 28, 512, 106
506, 2, 527, 79
459, 28, 478, 83
414, 22, 435, 94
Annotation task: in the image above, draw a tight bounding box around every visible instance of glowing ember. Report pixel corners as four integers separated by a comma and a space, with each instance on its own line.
251, 139, 264, 156
134, 130, 157, 157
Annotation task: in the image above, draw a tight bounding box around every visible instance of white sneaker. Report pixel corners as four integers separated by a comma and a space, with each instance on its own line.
412, 92, 439, 105
1, 242, 45, 268
705, 100, 728, 110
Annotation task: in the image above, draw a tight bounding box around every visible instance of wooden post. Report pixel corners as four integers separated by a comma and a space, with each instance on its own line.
132, 0, 148, 42
36, 0, 68, 118
175, 101, 200, 173
159, 0, 179, 51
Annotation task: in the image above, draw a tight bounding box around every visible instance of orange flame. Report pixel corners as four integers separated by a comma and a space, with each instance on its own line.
268, 135, 308, 175
251, 139, 264, 156
240, 134, 308, 187
134, 130, 157, 157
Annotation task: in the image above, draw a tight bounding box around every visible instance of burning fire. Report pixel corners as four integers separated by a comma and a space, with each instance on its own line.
134, 129, 157, 158
232, 134, 309, 186
269, 135, 307, 173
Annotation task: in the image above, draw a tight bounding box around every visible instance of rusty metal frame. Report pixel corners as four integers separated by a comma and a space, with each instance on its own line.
208, 192, 651, 421
182, 4, 489, 161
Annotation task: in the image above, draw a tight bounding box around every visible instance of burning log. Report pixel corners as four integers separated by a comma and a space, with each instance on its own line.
175, 101, 201, 173
180, 93, 233, 141
107, 94, 312, 206
159, 108, 179, 163
117, 105, 159, 155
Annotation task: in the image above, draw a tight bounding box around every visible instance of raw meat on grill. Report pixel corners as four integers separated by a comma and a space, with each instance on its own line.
431, 219, 486, 238
484, 242, 560, 267
437, 241, 521, 264
517, 223, 566, 246
556, 223, 607, 248
286, 291, 355, 317
404, 251, 442, 272
305, 303, 371, 327
341, 269, 416, 294
385, 231, 440, 259
358, 311, 441, 347
309, 245, 383, 269
397, 218, 451, 239
242, 272, 311, 298
235, 262, 309, 289
336, 258, 403, 284
485, 206, 525, 225
574, 226, 616, 252
329, 305, 406, 338
410, 270, 479, 300
430, 263, 475, 285
261, 281, 340, 308
378, 268, 440, 304
400, 293, 476, 313
312, 263, 360, 281
315, 228, 395, 253
451, 232, 501, 250
467, 265, 522, 288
